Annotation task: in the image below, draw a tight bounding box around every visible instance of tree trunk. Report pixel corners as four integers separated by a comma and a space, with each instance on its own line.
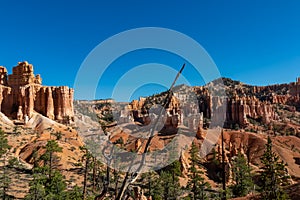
94, 165, 110, 200
92, 157, 96, 192
49, 151, 52, 181
83, 150, 89, 200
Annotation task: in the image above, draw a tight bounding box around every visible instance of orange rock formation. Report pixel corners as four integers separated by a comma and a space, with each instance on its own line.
0, 61, 74, 124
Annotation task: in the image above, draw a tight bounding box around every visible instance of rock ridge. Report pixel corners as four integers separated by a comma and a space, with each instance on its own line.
0, 61, 74, 124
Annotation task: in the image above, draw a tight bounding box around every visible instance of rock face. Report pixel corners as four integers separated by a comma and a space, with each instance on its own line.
194, 78, 300, 128
226, 96, 275, 127
0, 61, 74, 124
7, 61, 42, 87
125, 77, 300, 129
0, 66, 8, 85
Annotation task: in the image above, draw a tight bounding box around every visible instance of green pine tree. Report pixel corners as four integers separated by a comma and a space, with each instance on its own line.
26, 140, 67, 200
45, 170, 67, 198
160, 170, 181, 200
150, 162, 182, 200
163, 140, 182, 200
40, 140, 63, 180
65, 186, 83, 200
260, 136, 290, 200
0, 128, 10, 157
0, 128, 11, 200
24, 174, 46, 200
186, 142, 211, 200
140, 171, 157, 199
230, 152, 254, 197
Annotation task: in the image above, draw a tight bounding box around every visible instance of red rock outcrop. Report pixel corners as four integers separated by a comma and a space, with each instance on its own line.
128, 95, 184, 130
118, 77, 300, 131
0, 61, 74, 124
289, 77, 300, 97
226, 95, 276, 127
194, 78, 300, 128
0, 66, 8, 85
7, 61, 42, 87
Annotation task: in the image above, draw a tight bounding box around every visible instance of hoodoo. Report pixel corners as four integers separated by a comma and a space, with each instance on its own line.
0, 61, 74, 124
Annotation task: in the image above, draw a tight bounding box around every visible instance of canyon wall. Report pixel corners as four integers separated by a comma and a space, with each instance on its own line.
0, 61, 74, 124
127, 77, 300, 129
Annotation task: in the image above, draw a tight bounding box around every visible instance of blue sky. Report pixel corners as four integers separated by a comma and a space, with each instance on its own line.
0, 0, 299, 101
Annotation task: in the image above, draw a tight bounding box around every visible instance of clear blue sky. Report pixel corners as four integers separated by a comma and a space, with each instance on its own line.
0, 0, 299, 101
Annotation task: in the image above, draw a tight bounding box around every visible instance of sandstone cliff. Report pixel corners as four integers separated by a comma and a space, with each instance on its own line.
125, 77, 300, 129
0, 61, 74, 124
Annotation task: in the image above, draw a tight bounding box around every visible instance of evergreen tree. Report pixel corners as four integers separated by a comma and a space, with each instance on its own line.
0, 128, 10, 157
161, 140, 182, 200
144, 172, 162, 200
25, 174, 46, 200
45, 170, 67, 198
161, 170, 181, 200
43, 140, 66, 198
65, 186, 83, 200
40, 140, 63, 180
149, 162, 182, 200
147, 170, 180, 200
0, 128, 11, 199
140, 171, 157, 199
144, 139, 182, 200
260, 136, 290, 200
80, 146, 91, 200
230, 152, 253, 197
80, 143, 106, 199
186, 142, 211, 200
26, 140, 67, 200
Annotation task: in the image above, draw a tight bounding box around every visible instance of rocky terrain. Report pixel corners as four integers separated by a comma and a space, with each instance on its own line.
0, 62, 82, 199
0, 61, 74, 124
125, 77, 300, 131
0, 62, 299, 199
74, 77, 300, 199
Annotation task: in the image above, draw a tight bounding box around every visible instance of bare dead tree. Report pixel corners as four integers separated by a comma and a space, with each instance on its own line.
94, 141, 115, 200
116, 64, 186, 200
83, 148, 89, 200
